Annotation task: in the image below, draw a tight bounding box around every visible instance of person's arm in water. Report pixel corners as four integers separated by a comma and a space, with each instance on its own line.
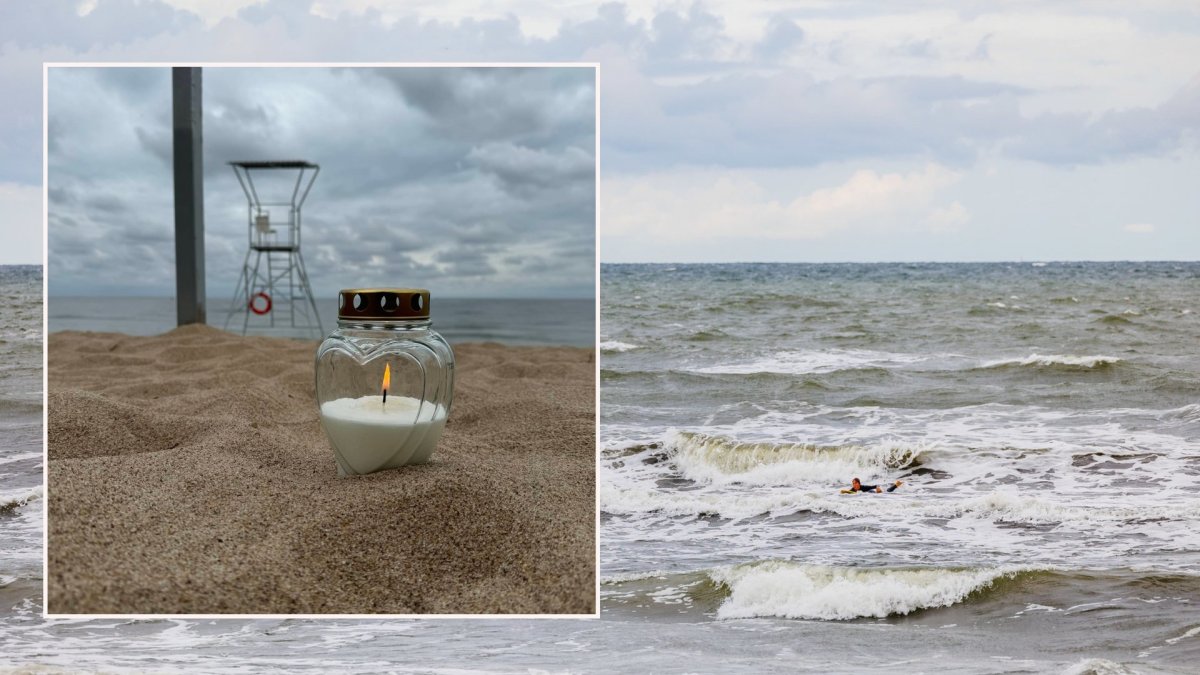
841, 480, 904, 493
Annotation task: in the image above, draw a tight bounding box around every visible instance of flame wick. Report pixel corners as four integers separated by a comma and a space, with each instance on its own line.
382, 363, 391, 407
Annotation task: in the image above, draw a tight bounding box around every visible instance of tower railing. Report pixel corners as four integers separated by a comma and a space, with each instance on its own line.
223, 160, 323, 338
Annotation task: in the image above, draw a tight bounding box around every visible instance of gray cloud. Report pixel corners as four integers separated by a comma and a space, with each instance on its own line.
1007, 74, 1200, 164
48, 66, 595, 298
0, 0, 199, 51
755, 16, 805, 61
7, 1, 1199, 188
4, 1, 1199, 265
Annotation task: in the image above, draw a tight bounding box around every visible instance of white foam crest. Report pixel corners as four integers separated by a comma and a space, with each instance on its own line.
600, 340, 640, 353
937, 492, 1081, 524
1161, 403, 1200, 423
600, 570, 674, 584
694, 349, 929, 375
716, 402, 1199, 467
0, 450, 42, 466
667, 431, 928, 486
1164, 624, 1200, 646
600, 483, 812, 520
1059, 658, 1137, 675
711, 561, 1029, 620
981, 354, 1122, 369
22, 486, 42, 502
0, 485, 42, 509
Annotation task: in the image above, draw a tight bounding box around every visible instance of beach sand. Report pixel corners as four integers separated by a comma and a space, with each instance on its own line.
46, 325, 595, 615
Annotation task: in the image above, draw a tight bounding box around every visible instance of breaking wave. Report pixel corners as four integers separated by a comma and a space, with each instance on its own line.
978, 354, 1123, 371
710, 562, 1034, 620
600, 340, 640, 353
693, 349, 929, 376
668, 431, 928, 486
0, 486, 42, 517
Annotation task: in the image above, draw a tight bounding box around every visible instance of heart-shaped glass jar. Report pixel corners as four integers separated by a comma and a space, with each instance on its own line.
315, 288, 454, 475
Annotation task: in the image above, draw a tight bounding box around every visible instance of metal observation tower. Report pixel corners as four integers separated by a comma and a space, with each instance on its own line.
223, 160, 323, 338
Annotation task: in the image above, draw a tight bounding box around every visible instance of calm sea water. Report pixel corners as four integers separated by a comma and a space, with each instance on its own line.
599, 262, 1200, 673
47, 296, 595, 347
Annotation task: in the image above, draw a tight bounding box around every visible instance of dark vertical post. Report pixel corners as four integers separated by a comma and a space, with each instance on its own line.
172, 67, 206, 325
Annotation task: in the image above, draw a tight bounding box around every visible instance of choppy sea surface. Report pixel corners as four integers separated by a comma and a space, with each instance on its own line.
0, 266, 46, 658
48, 296, 595, 347
599, 262, 1200, 673
8, 262, 1200, 673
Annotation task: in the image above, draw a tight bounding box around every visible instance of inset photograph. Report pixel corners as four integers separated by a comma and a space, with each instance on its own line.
46, 65, 597, 615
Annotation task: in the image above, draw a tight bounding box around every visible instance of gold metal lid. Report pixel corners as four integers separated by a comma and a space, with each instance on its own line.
338, 288, 430, 320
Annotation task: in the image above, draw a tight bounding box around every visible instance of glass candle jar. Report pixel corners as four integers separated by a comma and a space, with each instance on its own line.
315, 288, 454, 476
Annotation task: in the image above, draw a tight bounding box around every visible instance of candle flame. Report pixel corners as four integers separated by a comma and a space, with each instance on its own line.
382, 363, 391, 393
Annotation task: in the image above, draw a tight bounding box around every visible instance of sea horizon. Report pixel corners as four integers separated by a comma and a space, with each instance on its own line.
47, 295, 596, 348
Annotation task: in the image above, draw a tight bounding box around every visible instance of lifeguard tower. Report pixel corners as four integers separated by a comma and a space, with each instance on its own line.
223, 160, 323, 338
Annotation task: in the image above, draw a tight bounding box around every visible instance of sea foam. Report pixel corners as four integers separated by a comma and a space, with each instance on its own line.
667, 430, 928, 486
0, 486, 42, 517
600, 340, 640, 353
980, 354, 1123, 370
711, 561, 1028, 620
694, 349, 928, 375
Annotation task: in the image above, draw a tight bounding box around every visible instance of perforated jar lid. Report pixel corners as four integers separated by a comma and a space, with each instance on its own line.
338, 288, 430, 320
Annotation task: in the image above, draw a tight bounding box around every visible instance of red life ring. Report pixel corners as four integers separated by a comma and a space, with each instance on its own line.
249, 292, 272, 315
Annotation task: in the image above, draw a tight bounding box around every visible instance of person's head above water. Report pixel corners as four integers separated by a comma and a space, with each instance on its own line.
851, 478, 861, 488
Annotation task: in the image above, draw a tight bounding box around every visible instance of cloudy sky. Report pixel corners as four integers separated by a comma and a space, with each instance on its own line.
4, 1, 1199, 270
46, 66, 595, 297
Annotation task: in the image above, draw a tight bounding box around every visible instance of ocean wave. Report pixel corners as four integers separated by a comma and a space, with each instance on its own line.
978, 354, 1123, 371
0, 393, 44, 414
668, 431, 928, 486
600, 570, 676, 584
694, 349, 928, 376
943, 492, 1082, 524
600, 340, 640, 353
600, 564, 1200, 623
710, 561, 1034, 620
733, 293, 840, 310
1059, 658, 1137, 675
0, 486, 43, 517
601, 480, 1200, 525
1161, 403, 1200, 423
685, 328, 729, 342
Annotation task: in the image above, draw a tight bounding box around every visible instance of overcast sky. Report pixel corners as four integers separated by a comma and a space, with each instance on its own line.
4, 1, 1199, 269
46, 66, 595, 297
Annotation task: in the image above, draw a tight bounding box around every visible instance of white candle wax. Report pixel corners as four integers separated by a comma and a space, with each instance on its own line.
319, 395, 447, 475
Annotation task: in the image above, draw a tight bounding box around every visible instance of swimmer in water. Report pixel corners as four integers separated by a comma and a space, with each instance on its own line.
840, 477, 903, 494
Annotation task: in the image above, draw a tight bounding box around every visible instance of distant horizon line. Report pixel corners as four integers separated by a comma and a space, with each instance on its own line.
598, 259, 1199, 265
30, 258, 1200, 273
48, 294, 596, 301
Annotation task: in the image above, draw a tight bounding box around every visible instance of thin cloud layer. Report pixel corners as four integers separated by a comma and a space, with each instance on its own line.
604, 164, 966, 242
47, 66, 596, 297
